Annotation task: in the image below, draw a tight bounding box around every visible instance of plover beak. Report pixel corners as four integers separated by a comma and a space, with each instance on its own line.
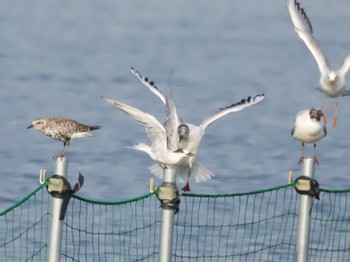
27, 124, 33, 129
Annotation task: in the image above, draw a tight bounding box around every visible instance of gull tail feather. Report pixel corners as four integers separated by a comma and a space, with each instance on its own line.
341, 90, 350, 97
190, 162, 216, 183
148, 161, 215, 184
129, 143, 151, 154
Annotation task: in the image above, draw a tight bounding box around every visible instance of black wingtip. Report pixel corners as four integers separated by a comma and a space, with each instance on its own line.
293, 0, 313, 34
219, 93, 264, 111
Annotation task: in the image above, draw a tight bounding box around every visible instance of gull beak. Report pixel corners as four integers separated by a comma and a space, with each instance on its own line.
317, 112, 324, 122
27, 124, 33, 129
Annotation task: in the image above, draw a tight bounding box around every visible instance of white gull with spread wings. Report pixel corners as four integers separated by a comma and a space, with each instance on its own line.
285, 0, 350, 127
131, 67, 265, 191
101, 97, 193, 169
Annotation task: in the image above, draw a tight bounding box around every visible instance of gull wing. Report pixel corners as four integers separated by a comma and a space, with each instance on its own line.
164, 94, 183, 150
131, 67, 184, 149
199, 94, 265, 130
285, 0, 330, 74
291, 118, 296, 137
339, 54, 350, 77
131, 67, 167, 104
101, 97, 166, 151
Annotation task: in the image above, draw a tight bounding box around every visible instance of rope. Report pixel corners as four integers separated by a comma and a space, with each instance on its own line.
72, 189, 159, 205
0, 181, 48, 216
181, 182, 297, 198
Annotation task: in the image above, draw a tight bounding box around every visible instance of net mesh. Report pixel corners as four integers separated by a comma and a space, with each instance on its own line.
309, 189, 350, 262
62, 193, 159, 261
0, 184, 50, 261
1, 183, 350, 261
174, 185, 299, 261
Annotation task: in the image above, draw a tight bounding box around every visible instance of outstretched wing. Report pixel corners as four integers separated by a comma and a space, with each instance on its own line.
285, 0, 330, 74
339, 54, 350, 77
164, 94, 183, 150
199, 94, 265, 130
131, 67, 184, 149
101, 97, 166, 151
131, 67, 167, 104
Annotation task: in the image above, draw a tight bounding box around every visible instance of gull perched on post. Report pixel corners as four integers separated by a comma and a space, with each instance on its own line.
291, 107, 327, 165
27, 118, 100, 158
101, 97, 194, 170
131, 67, 265, 191
285, 0, 350, 127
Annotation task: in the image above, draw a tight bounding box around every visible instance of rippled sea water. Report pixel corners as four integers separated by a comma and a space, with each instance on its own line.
1, 0, 350, 211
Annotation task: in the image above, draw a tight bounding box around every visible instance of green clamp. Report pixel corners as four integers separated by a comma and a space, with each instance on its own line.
294, 176, 320, 200
156, 182, 180, 214
46, 173, 84, 220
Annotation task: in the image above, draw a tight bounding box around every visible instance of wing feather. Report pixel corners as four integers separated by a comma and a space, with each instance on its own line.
285, 0, 330, 74
131, 67, 167, 104
199, 94, 265, 130
101, 97, 166, 151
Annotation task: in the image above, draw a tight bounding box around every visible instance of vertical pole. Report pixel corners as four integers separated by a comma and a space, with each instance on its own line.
295, 158, 315, 262
159, 168, 176, 262
47, 157, 68, 262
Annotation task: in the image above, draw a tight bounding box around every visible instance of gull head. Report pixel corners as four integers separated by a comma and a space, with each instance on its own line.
309, 108, 323, 121
327, 72, 338, 85
178, 124, 189, 142
27, 118, 47, 131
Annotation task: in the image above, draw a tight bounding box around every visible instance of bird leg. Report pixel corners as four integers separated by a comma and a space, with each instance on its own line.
181, 168, 191, 192
298, 142, 305, 164
54, 141, 70, 159
333, 98, 339, 128
323, 98, 328, 125
313, 143, 319, 165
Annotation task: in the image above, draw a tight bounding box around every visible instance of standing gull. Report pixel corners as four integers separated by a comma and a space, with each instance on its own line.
101, 97, 194, 169
285, 0, 350, 127
291, 107, 326, 165
27, 118, 100, 158
131, 67, 265, 191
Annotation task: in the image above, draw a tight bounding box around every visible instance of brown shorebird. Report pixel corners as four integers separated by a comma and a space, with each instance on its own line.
27, 117, 100, 158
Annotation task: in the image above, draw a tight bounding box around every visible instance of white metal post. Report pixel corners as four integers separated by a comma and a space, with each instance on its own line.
295, 158, 315, 262
159, 168, 177, 262
47, 157, 68, 262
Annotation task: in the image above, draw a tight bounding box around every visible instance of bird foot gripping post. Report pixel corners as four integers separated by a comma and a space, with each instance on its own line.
157, 168, 180, 262
39, 157, 84, 262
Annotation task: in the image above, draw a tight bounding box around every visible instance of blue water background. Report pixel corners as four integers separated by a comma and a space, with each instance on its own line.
1, 0, 350, 211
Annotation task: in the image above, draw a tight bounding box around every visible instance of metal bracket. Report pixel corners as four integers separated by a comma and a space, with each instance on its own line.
288, 171, 293, 184
40, 169, 84, 220
156, 182, 180, 214
149, 178, 155, 192
39, 169, 46, 185
294, 176, 320, 200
